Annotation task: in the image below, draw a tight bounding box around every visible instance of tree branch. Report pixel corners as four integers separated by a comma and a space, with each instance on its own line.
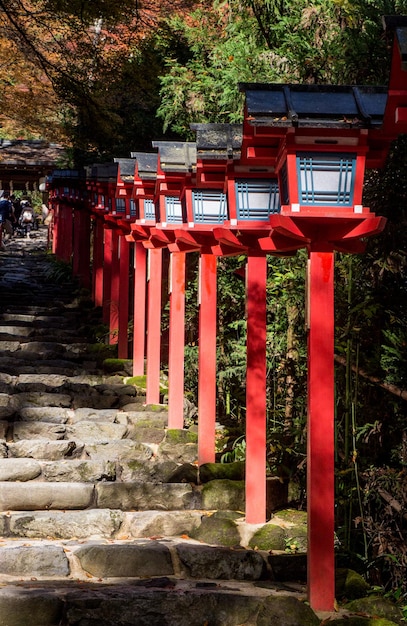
377, 487, 407, 521
334, 354, 407, 402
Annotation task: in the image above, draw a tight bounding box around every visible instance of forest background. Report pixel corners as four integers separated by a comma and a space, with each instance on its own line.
1, 0, 407, 604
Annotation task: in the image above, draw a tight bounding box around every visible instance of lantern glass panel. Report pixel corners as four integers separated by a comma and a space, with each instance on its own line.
235, 179, 280, 220
165, 196, 183, 223
192, 190, 228, 224
144, 198, 156, 221
115, 198, 126, 214
297, 153, 356, 206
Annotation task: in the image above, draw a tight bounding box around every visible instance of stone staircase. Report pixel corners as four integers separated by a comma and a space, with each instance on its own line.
0, 228, 317, 625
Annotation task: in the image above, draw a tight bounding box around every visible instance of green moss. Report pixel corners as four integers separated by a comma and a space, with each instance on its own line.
249, 523, 287, 551
87, 343, 110, 353
336, 568, 370, 600
103, 358, 132, 373
126, 460, 145, 471
257, 595, 320, 626
201, 479, 245, 511
344, 596, 403, 625
199, 461, 245, 482
190, 515, 241, 547
126, 375, 147, 388
146, 404, 168, 412
274, 509, 307, 525
166, 429, 198, 444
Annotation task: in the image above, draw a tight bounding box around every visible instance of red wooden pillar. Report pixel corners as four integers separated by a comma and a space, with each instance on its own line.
197, 254, 217, 465
92, 218, 104, 307
132, 242, 147, 376
102, 227, 113, 325
61, 204, 73, 263
52, 204, 59, 255
72, 208, 81, 279
109, 229, 120, 344
245, 255, 267, 524
168, 252, 186, 429
307, 248, 335, 612
117, 235, 130, 359
72, 209, 91, 290
146, 248, 163, 404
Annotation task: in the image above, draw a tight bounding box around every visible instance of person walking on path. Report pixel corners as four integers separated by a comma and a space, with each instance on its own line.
0, 191, 14, 248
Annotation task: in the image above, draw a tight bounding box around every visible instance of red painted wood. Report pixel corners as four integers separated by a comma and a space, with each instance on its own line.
72, 209, 81, 280
307, 249, 335, 612
146, 248, 163, 405
132, 242, 147, 376
55, 204, 72, 262
62, 204, 73, 263
52, 204, 58, 255
93, 218, 104, 308
198, 254, 217, 465
73, 210, 91, 290
245, 256, 267, 524
168, 252, 186, 429
109, 229, 120, 345
118, 235, 130, 359
102, 227, 113, 325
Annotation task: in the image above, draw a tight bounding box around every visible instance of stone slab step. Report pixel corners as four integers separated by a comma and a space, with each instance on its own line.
10, 420, 128, 442
0, 538, 276, 584
0, 360, 88, 377
0, 509, 205, 540
0, 458, 116, 482
0, 578, 312, 626
5, 438, 153, 461
0, 454, 185, 484
0, 481, 198, 511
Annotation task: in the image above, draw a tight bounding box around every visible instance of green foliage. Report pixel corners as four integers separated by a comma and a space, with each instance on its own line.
157, 2, 282, 136
157, 0, 407, 137
220, 435, 246, 463
42, 255, 73, 284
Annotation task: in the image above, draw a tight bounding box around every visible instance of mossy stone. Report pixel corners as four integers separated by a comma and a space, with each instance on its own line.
190, 514, 241, 547
165, 429, 198, 444
103, 358, 132, 373
211, 510, 245, 521
145, 404, 167, 412
201, 479, 245, 511
274, 509, 307, 524
249, 523, 287, 551
344, 596, 404, 625
256, 595, 320, 626
199, 461, 245, 482
126, 375, 147, 388
285, 524, 307, 552
336, 568, 370, 600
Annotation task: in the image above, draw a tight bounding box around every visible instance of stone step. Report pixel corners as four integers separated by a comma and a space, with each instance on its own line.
0, 454, 178, 482
0, 478, 248, 513
0, 481, 200, 511
0, 509, 205, 540
0, 576, 312, 626
0, 361, 96, 377
0, 538, 275, 583
9, 420, 129, 442
0, 313, 87, 329
0, 385, 140, 411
